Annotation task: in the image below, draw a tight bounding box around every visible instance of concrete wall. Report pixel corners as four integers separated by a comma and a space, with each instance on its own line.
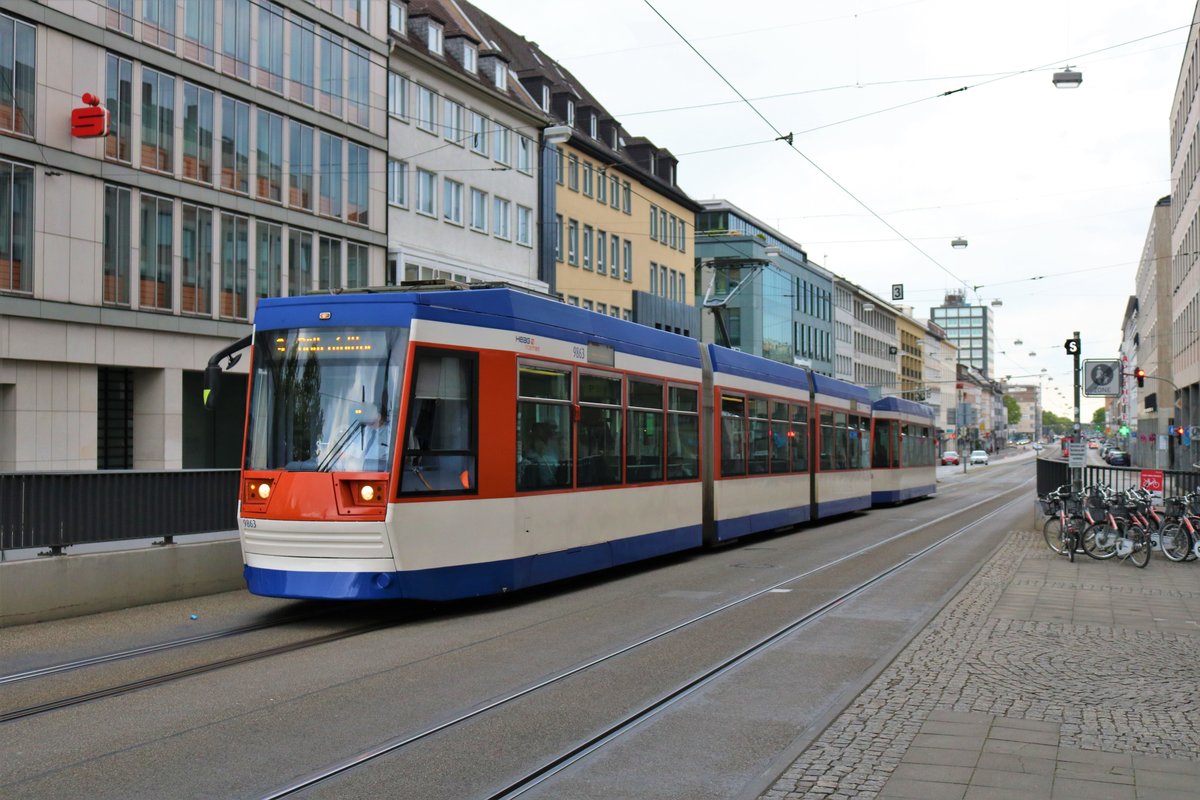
0, 539, 244, 628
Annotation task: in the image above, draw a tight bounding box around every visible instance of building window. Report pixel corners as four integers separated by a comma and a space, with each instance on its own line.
319, 132, 343, 218
346, 242, 369, 288
388, 71, 408, 119
470, 188, 487, 231
610, 235, 619, 279
541, 85, 550, 112
582, 162, 593, 197
102, 184, 131, 304
182, 82, 214, 183
679, 221, 687, 253
622, 181, 631, 214
97, 367, 133, 470
609, 174, 619, 208
596, 231, 606, 273
180, 203, 213, 314
649, 205, 658, 241
388, 1, 407, 34
582, 224, 593, 270
347, 142, 369, 226
566, 99, 575, 127
220, 96, 250, 193
516, 205, 532, 246
555, 148, 564, 185
348, 42, 370, 128
289, 17, 315, 105
388, 159, 408, 207
144, 0, 177, 50
256, 109, 283, 202
318, 236, 341, 289
623, 240, 632, 281
255, 221, 282, 302
597, 169, 607, 204
416, 84, 436, 132
320, 31, 343, 116
517, 135, 533, 173
567, 218, 578, 265
494, 65, 507, 91
0, 162, 33, 291
462, 44, 477, 73
589, 113, 597, 139
469, 111, 488, 155
221, 0, 251, 80
347, 0, 370, 30
0, 14, 34, 137
107, 0, 134, 35
416, 168, 436, 216
493, 197, 511, 240
139, 194, 173, 311
220, 212, 248, 319
427, 22, 444, 55
443, 98, 463, 141
443, 177, 464, 224
495, 125, 511, 165
649, 262, 657, 295
257, 1, 284, 93
555, 214, 563, 261
567, 154, 579, 191
105, 54, 133, 162
288, 229, 312, 296
288, 120, 313, 209
141, 68, 175, 174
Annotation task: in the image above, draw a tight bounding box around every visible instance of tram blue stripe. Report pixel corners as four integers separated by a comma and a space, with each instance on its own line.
872, 484, 937, 504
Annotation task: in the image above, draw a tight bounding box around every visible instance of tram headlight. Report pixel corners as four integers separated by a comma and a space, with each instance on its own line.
247, 479, 273, 502
360, 484, 375, 502
257, 482, 271, 500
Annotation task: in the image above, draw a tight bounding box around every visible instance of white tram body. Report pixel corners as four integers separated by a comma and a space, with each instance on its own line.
869, 397, 938, 504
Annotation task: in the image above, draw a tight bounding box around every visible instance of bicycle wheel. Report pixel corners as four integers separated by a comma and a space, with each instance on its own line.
1159, 522, 1191, 562
1042, 517, 1068, 555
1129, 526, 1151, 568
1083, 521, 1120, 560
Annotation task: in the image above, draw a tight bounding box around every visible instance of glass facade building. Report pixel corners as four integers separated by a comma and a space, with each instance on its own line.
930, 292, 995, 378
696, 200, 834, 373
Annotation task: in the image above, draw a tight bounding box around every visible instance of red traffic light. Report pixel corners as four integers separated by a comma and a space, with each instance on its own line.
1134, 367, 1146, 388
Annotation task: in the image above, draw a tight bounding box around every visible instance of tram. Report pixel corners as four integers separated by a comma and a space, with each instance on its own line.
208, 285, 936, 601
869, 396, 938, 504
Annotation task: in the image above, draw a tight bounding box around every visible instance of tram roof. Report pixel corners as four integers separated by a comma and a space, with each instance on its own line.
872, 396, 936, 419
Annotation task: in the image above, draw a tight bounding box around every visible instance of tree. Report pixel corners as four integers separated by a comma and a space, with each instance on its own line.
1042, 410, 1072, 436
1003, 395, 1021, 425
1091, 407, 1106, 426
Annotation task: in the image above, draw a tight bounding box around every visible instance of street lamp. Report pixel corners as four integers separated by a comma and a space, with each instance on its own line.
951, 237, 968, 249
1052, 66, 1083, 88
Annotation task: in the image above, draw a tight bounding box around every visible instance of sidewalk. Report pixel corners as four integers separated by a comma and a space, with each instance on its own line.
760, 525, 1200, 799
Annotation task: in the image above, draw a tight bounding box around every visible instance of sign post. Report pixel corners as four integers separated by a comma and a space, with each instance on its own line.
1071, 331, 1083, 494
1139, 469, 1164, 503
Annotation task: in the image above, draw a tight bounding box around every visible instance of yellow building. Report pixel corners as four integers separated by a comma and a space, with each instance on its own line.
473, 9, 702, 332
896, 312, 927, 400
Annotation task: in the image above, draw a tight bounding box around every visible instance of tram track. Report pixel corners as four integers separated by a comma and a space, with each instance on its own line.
258, 470, 1034, 799
0, 618, 398, 724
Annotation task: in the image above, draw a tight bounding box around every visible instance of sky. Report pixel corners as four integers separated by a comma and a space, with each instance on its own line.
470, 0, 1196, 420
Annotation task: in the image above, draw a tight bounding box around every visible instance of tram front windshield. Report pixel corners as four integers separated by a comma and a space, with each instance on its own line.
245, 327, 407, 472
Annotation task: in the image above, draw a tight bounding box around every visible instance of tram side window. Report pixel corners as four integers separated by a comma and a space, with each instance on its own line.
667, 385, 699, 479
769, 401, 789, 474
400, 349, 477, 495
517, 363, 572, 491
872, 419, 892, 469
578, 372, 622, 487
748, 396, 770, 474
818, 409, 834, 471
902, 423, 915, 466
921, 425, 932, 466
791, 404, 808, 472
889, 420, 900, 468
627, 378, 664, 483
855, 415, 871, 469
834, 412, 849, 470
720, 394, 746, 477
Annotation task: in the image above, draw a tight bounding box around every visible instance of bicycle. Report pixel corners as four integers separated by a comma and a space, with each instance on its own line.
1039, 484, 1083, 561
1083, 490, 1150, 567
1158, 492, 1200, 562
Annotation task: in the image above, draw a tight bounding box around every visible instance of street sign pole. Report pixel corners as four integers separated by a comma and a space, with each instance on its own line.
1072, 330, 1083, 494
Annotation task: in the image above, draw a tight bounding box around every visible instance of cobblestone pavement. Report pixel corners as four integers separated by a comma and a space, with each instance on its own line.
760, 527, 1200, 799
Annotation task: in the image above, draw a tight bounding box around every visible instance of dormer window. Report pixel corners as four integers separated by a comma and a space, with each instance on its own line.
541, 86, 550, 112
566, 100, 575, 127
589, 114, 597, 139
388, 1, 406, 34
494, 66, 507, 91
427, 21, 443, 55
462, 44, 477, 73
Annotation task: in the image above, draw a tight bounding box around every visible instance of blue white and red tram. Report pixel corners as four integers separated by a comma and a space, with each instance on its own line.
224, 286, 935, 601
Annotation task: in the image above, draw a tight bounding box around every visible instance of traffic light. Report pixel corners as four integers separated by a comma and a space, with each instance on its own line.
1134, 367, 1146, 387
1175, 425, 1185, 442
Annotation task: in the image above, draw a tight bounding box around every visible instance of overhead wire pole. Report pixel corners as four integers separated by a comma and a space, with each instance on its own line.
1072, 330, 1083, 495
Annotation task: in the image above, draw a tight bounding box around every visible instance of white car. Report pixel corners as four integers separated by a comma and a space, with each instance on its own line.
969, 450, 989, 465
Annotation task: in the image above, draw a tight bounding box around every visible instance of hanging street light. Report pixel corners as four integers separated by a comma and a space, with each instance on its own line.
951, 237, 968, 249
1053, 66, 1083, 88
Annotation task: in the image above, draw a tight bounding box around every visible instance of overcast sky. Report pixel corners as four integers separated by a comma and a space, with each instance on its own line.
471, 0, 1195, 420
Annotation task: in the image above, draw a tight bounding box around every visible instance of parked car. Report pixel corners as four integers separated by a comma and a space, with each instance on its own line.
1088, 441, 1099, 449
1031, 443, 1044, 451
1106, 449, 1131, 466
969, 450, 989, 465
941, 450, 960, 465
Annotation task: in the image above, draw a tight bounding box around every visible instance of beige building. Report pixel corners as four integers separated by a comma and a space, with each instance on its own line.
895, 310, 926, 401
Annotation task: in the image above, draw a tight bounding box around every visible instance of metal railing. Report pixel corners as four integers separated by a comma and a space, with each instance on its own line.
1, 470, 240, 555
1035, 457, 1200, 499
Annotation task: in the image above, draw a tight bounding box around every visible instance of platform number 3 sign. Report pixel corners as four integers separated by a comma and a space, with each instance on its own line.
891, 284, 904, 301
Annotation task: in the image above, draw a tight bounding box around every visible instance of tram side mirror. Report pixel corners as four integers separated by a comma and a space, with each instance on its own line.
203, 362, 223, 410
